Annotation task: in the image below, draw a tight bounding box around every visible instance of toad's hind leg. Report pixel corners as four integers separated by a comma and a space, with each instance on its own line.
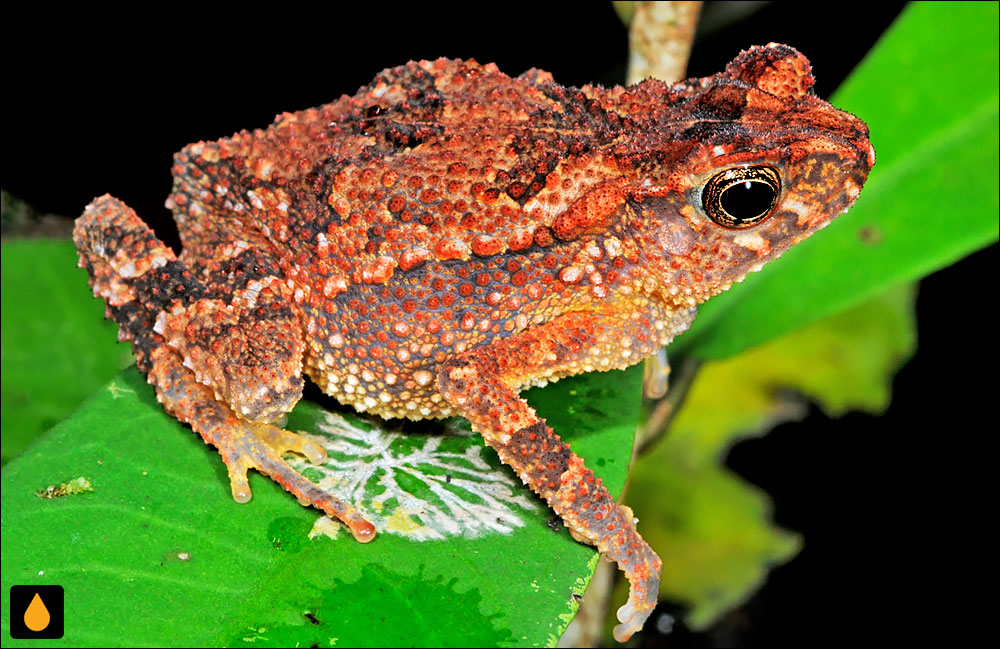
74, 195, 374, 543
438, 309, 675, 642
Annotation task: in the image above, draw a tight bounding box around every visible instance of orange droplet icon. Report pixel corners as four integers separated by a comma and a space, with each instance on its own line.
24, 592, 51, 632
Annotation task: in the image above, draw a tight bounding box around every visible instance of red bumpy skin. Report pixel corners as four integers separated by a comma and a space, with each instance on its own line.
74, 43, 872, 641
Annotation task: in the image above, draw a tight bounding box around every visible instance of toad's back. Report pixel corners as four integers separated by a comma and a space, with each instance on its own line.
164, 55, 871, 420
164, 58, 676, 418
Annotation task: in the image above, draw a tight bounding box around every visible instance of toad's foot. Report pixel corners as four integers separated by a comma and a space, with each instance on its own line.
74, 195, 375, 544
211, 413, 374, 543
149, 346, 375, 543
148, 345, 375, 543
607, 507, 660, 642
223, 422, 327, 504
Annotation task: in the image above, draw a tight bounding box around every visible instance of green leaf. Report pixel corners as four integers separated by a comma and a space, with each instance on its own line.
1, 239, 132, 464
1, 364, 642, 647
675, 1, 999, 360
628, 284, 916, 628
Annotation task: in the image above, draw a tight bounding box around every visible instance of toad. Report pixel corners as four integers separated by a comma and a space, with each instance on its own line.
74, 44, 873, 640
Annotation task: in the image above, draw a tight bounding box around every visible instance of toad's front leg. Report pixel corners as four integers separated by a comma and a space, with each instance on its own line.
438, 309, 681, 641
74, 195, 374, 542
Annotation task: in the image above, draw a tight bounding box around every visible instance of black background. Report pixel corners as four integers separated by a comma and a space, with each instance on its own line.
4, 3, 996, 646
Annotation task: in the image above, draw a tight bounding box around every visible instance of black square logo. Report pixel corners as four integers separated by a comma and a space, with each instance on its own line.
9, 585, 64, 639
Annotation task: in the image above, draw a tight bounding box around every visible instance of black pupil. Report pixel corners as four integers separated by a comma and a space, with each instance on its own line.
720, 180, 775, 221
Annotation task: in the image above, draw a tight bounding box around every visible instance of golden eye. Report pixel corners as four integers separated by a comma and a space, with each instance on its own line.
701, 165, 781, 228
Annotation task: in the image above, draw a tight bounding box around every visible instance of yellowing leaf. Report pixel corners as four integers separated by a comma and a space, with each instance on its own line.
627, 285, 916, 628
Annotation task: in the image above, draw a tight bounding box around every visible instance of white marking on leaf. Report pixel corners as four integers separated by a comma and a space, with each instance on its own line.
287, 412, 537, 541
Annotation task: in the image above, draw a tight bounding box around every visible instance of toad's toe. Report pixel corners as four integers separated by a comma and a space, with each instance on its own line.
252, 423, 327, 465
